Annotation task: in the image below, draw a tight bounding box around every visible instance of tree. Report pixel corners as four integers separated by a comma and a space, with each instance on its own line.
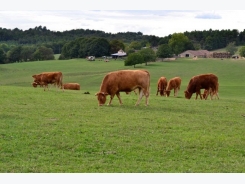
7, 46, 22, 62
156, 44, 173, 60
168, 33, 193, 55
239, 46, 245, 57
0, 48, 6, 64
226, 42, 238, 55
138, 48, 156, 65
21, 46, 35, 61
126, 48, 135, 56
87, 38, 110, 57
124, 53, 144, 68
33, 46, 54, 61
128, 41, 142, 50
110, 40, 125, 54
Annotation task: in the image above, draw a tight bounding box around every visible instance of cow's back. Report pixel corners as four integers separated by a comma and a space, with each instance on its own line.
101, 70, 150, 94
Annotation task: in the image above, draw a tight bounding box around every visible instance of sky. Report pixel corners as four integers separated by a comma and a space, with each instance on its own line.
1, 0, 245, 38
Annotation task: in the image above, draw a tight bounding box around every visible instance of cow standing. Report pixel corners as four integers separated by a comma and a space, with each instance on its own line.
202, 85, 219, 100
184, 73, 219, 100
165, 77, 182, 97
95, 70, 150, 106
62, 83, 80, 90
32, 71, 63, 91
156, 77, 168, 96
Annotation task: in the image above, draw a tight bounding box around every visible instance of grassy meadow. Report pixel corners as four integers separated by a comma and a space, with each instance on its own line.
0, 57, 245, 173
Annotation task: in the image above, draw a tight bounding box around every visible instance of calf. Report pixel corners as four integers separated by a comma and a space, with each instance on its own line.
62, 83, 80, 90
165, 77, 182, 97
156, 77, 168, 96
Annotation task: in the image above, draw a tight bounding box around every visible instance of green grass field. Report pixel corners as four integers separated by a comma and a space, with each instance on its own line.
0, 57, 245, 173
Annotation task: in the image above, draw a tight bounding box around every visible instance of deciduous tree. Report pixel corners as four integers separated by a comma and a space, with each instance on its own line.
156, 44, 173, 60
138, 47, 156, 65
124, 53, 144, 68
239, 46, 245, 57
226, 42, 238, 55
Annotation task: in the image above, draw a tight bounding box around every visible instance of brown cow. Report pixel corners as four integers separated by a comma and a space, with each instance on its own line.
202, 85, 219, 100
184, 73, 219, 100
32, 71, 63, 91
95, 70, 150, 106
156, 76, 168, 96
165, 77, 182, 97
62, 83, 80, 90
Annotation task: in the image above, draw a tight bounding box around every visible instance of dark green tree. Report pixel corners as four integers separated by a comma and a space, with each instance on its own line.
239, 46, 245, 57
128, 41, 142, 50
168, 33, 193, 55
124, 52, 144, 68
0, 48, 6, 64
7, 46, 22, 62
138, 48, 156, 65
126, 48, 135, 56
21, 46, 35, 61
33, 46, 54, 61
110, 40, 125, 54
156, 44, 173, 60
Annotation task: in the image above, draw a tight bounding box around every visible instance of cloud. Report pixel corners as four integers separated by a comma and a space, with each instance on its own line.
195, 12, 222, 19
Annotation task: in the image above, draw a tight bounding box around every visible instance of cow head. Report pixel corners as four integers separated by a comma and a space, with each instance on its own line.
165, 90, 171, 97
95, 92, 109, 106
32, 82, 38, 88
159, 89, 164, 96
184, 90, 192, 99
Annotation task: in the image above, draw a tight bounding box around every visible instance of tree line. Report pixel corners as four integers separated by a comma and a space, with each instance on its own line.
1, 25, 245, 64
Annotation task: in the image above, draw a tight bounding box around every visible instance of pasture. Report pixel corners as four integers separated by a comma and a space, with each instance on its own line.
0, 57, 245, 173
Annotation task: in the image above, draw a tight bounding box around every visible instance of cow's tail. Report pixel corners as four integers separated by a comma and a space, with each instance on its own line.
58, 72, 63, 91
145, 70, 150, 97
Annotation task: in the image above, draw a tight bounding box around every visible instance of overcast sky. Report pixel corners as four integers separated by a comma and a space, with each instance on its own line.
1, 1, 245, 38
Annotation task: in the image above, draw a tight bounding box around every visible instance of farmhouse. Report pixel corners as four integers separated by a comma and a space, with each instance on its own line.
179, 50, 211, 58
111, 49, 127, 59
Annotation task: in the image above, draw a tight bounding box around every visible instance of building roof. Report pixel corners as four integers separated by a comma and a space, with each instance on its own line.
181, 50, 210, 56
111, 49, 127, 56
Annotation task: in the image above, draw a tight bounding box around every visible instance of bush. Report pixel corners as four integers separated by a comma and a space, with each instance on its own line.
124, 53, 144, 68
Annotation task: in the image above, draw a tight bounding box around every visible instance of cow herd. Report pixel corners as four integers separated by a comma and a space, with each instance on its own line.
32, 71, 80, 91
31, 70, 219, 106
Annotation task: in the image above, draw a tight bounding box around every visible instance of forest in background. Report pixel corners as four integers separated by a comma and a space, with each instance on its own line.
0, 25, 245, 63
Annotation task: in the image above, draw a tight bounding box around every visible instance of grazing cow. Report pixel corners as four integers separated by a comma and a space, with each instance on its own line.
62, 83, 80, 90
32, 71, 63, 91
184, 73, 219, 100
95, 70, 150, 106
202, 85, 219, 100
156, 77, 168, 96
165, 77, 182, 97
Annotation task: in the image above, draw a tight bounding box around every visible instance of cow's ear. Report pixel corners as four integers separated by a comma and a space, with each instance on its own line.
95, 92, 99, 96
32, 75, 36, 78
103, 92, 109, 96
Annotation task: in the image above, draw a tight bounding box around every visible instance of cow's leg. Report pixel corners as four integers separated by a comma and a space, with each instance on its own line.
135, 89, 144, 106
145, 91, 149, 106
209, 88, 213, 100
195, 92, 198, 99
175, 88, 179, 97
107, 94, 115, 105
196, 90, 202, 100
215, 92, 220, 100
115, 92, 123, 105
